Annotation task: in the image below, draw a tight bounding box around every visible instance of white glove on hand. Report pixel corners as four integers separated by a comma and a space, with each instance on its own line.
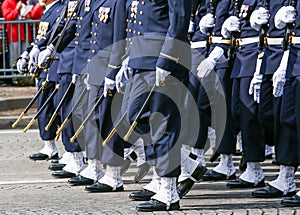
38, 44, 54, 67
17, 51, 29, 73
72, 74, 79, 84
197, 46, 225, 78
119, 57, 134, 80
115, 68, 125, 93
199, 13, 215, 34
274, 6, 296, 29
273, 50, 289, 97
221, 16, 240, 38
83, 73, 91, 90
250, 7, 270, 31
28, 45, 40, 72
103, 77, 115, 97
249, 58, 263, 103
155, 67, 171, 86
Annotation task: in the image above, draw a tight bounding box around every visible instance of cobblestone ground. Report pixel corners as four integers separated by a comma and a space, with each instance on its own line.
0, 129, 299, 214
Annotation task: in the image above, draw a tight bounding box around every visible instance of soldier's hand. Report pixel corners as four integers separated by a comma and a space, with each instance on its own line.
115, 68, 126, 93
197, 46, 225, 78
272, 70, 286, 98
221, 16, 240, 39
38, 44, 54, 67
199, 13, 215, 34
272, 50, 289, 97
28, 45, 40, 72
250, 7, 269, 31
17, 51, 29, 74
249, 73, 263, 103
83, 73, 91, 90
72, 74, 79, 84
155, 67, 170, 86
103, 77, 115, 97
274, 6, 296, 29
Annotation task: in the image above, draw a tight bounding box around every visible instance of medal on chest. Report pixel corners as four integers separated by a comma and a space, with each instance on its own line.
98, 6, 110, 23
130, 0, 139, 19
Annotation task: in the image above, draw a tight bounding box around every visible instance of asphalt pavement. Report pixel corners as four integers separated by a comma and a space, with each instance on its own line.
0, 129, 299, 214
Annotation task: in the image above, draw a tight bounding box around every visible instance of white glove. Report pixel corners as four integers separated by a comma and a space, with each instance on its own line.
103, 77, 115, 97
28, 45, 40, 72
72, 74, 79, 84
17, 51, 29, 73
115, 68, 125, 93
197, 46, 226, 78
274, 6, 296, 29
188, 20, 196, 34
38, 44, 54, 67
155, 67, 171, 86
250, 7, 270, 31
221, 16, 240, 39
273, 50, 289, 97
249, 58, 263, 103
83, 73, 91, 90
199, 13, 215, 34
119, 57, 134, 80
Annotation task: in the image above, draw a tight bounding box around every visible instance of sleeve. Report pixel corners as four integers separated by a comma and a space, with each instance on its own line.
155, 0, 192, 72
1, 0, 20, 21
28, 5, 43, 19
106, 0, 127, 79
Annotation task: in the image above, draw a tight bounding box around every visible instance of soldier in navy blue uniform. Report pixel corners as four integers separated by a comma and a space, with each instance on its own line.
113, 0, 191, 212
220, 0, 266, 189
278, 2, 300, 206
196, 0, 238, 182
78, 0, 128, 191
108, 0, 151, 184
37, 0, 89, 179
16, 0, 64, 161
175, 0, 209, 199
248, 0, 299, 199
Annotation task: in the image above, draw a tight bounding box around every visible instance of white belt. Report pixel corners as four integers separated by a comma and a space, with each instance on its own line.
237, 36, 259, 46
291, 36, 300, 44
266, 37, 283, 46
210, 36, 231, 44
191, 41, 206, 49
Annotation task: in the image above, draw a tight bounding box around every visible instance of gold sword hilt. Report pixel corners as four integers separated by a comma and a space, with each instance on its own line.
12, 112, 25, 128
123, 121, 138, 142
102, 127, 117, 147
41, 80, 48, 92
55, 118, 69, 140
23, 118, 36, 133
45, 112, 58, 131
70, 125, 84, 143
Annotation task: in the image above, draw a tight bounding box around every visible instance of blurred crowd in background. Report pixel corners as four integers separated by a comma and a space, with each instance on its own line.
0, 0, 43, 86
